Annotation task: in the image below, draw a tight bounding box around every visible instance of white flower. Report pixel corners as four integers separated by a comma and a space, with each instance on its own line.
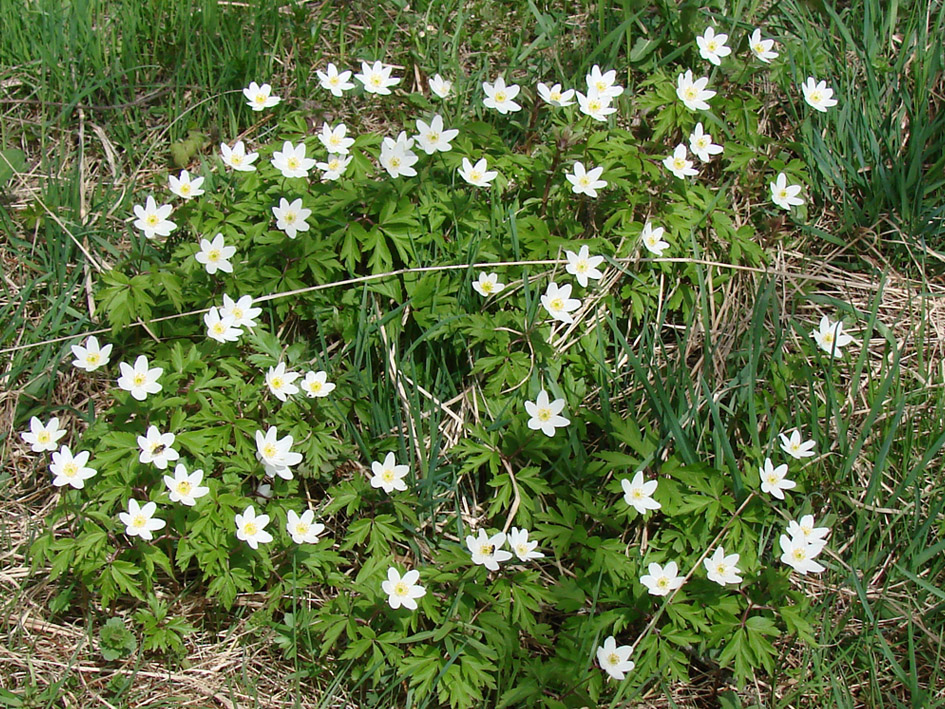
220, 294, 261, 330
71, 335, 113, 372
317, 123, 355, 155
786, 515, 830, 551
749, 29, 779, 63
640, 561, 685, 596
779, 534, 826, 575
759, 457, 796, 500
119, 499, 166, 541
565, 246, 605, 288
641, 221, 669, 256
20, 417, 67, 453
524, 389, 570, 437
355, 60, 400, 95
779, 430, 817, 460
137, 425, 179, 470
255, 427, 303, 480
457, 157, 498, 187
195, 233, 236, 274
472, 272, 505, 297
243, 81, 281, 111
370, 452, 409, 494
168, 169, 205, 200
621, 471, 661, 515
317, 63, 354, 97
271, 197, 312, 239
286, 509, 326, 545
696, 27, 732, 66
220, 140, 258, 171
482, 76, 522, 114
536, 82, 574, 107
596, 636, 635, 681
801, 77, 838, 112
541, 281, 581, 324
664, 144, 699, 179
379, 132, 419, 179
770, 172, 804, 209
235, 505, 273, 549
163, 464, 209, 506
429, 73, 452, 99
413, 114, 459, 155
271, 141, 316, 179
466, 529, 512, 571
810, 315, 854, 358
382, 567, 426, 610
301, 370, 335, 398
204, 306, 242, 343
133, 196, 176, 239
565, 161, 607, 198
704, 547, 742, 586
576, 91, 617, 121
507, 527, 544, 561
316, 153, 353, 181
116, 355, 163, 401
676, 70, 716, 111
265, 362, 300, 402
585, 65, 624, 100
49, 446, 96, 489
688, 122, 723, 162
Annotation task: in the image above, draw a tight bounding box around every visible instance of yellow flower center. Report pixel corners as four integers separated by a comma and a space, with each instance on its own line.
707, 40, 718, 51
823, 332, 834, 344
716, 564, 727, 575
394, 581, 408, 596
146, 215, 159, 226
684, 87, 697, 100
176, 481, 192, 495
371, 75, 382, 86
271, 377, 284, 390
495, 91, 507, 102
263, 443, 277, 458
390, 156, 401, 168
754, 43, 765, 54
673, 158, 686, 170
330, 136, 341, 146
231, 154, 243, 165
255, 94, 267, 104
285, 211, 297, 224
232, 308, 244, 320
516, 544, 528, 556
589, 98, 602, 111
180, 183, 191, 195
632, 489, 642, 499
596, 81, 607, 92
208, 249, 220, 261
608, 653, 620, 665
329, 76, 339, 86
537, 407, 551, 422
86, 353, 100, 364
470, 170, 482, 182
382, 469, 394, 483
766, 474, 778, 484
792, 548, 806, 561
133, 514, 146, 527
697, 137, 708, 148
578, 176, 590, 187
213, 323, 226, 334
63, 462, 77, 477
287, 157, 300, 170
811, 90, 822, 103
328, 159, 341, 171
427, 131, 440, 143
550, 297, 564, 311
479, 544, 494, 555
657, 577, 668, 588
480, 281, 493, 293
243, 522, 258, 536
133, 373, 146, 386
296, 522, 310, 535
309, 381, 322, 393
550, 90, 561, 101
37, 431, 50, 443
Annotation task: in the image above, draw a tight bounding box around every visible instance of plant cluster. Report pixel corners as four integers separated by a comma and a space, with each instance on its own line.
25, 21, 861, 707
